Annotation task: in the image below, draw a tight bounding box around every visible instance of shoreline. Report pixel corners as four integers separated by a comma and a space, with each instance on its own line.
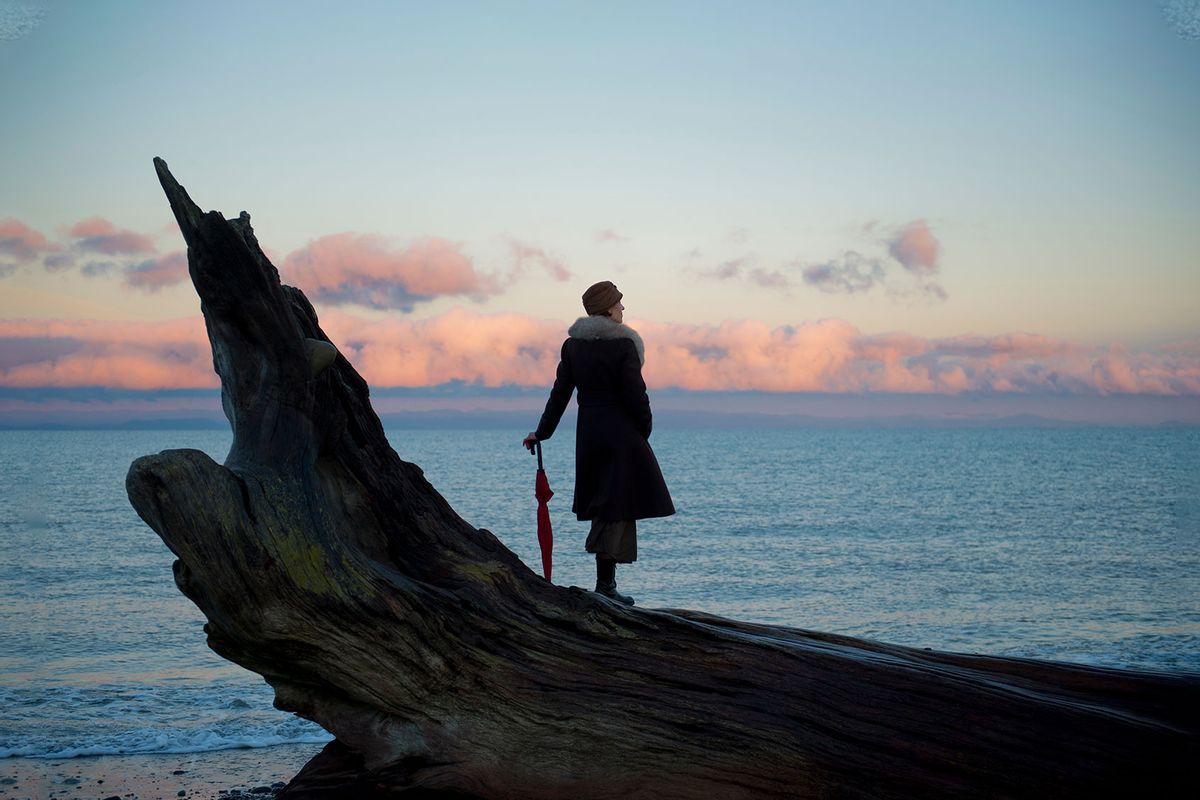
0, 742, 324, 800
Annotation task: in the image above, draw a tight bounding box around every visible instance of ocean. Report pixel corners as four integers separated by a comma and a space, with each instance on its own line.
1, 425, 1197, 761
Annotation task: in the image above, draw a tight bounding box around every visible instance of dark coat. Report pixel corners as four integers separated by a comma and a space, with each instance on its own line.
535, 316, 675, 522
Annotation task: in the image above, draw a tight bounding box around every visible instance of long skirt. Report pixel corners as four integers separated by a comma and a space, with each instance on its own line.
585, 519, 637, 563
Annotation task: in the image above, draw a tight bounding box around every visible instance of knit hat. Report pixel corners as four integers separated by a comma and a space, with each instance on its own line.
582, 281, 623, 315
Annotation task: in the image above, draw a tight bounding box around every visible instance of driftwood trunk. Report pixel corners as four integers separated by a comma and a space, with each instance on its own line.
126, 158, 1197, 799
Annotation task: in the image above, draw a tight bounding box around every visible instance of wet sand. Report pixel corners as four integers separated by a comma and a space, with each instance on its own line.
0, 742, 324, 800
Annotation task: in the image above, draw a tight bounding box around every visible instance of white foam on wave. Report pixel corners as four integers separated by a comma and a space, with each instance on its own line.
0, 681, 332, 760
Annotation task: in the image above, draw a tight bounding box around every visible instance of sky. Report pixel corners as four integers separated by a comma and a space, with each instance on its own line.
1, 0, 1199, 425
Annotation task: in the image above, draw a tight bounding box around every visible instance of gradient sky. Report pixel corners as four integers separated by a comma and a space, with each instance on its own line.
2, 0, 1199, 423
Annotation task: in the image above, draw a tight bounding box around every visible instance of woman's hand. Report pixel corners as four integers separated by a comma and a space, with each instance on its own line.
522, 432, 538, 453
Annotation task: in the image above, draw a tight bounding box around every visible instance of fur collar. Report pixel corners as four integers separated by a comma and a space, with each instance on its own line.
567, 315, 645, 365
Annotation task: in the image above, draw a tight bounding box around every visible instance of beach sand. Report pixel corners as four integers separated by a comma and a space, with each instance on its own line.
0, 742, 325, 800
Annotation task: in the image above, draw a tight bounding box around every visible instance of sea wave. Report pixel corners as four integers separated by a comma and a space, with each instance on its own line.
0, 725, 333, 759
0, 681, 332, 760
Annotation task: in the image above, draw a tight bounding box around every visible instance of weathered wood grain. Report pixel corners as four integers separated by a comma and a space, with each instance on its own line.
127, 159, 1197, 799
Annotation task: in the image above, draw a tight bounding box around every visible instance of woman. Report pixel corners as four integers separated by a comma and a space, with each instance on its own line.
523, 281, 675, 605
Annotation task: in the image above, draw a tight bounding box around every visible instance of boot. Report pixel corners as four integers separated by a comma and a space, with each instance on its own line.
595, 578, 635, 606
595, 558, 634, 605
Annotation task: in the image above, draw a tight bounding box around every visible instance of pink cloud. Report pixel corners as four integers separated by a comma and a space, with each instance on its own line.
1090, 346, 1141, 394
504, 237, 572, 282
0, 318, 216, 390
282, 234, 494, 311
0, 218, 56, 263
887, 219, 941, 275
0, 336, 82, 370
281, 232, 573, 311
124, 251, 188, 291
67, 217, 157, 255
320, 308, 564, 387
936, 333, 1085, 360
3, 312, 1197, 396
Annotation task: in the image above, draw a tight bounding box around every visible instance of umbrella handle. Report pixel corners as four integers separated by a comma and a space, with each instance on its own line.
535, 440, 544, 471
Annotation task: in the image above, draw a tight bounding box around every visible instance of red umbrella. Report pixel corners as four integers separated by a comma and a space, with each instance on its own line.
533, 441, 554, 581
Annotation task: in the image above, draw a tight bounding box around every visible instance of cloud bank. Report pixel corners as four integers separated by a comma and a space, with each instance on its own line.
0, 318, 217, 390
2, 311, 1196, 396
